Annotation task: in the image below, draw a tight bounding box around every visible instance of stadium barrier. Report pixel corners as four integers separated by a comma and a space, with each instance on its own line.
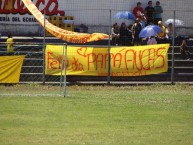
0, 42, 193, 86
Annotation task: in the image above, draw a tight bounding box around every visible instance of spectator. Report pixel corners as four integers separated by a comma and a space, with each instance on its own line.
133, 2, 144, 19
157, 21, 167, 43
132, 18, 143, 46
147, 36, 157, 45
119, 22, 130, 46
180, 39, 191, 60
140, 13, 147, 28
6, 34, 14, 55
127, 24, 133, 46
145, 1, 155, 25
111, 23, 120, 46
166, 23, 173, 44
154, 1, 163, 25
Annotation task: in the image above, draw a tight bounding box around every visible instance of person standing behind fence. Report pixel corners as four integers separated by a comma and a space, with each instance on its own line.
128, 24, 133, 46
154, 1, 163, 25
140, 13, 147, 28
166, 23, 173, 44
111, 23, 120, 46
157, 21, 167, 43
6, 34, 14, 55
119, 22, 131, 46
133, 2, 144, 19
132, 18, 143, 46
145, 1, 155, 25
180, 39, 191, 60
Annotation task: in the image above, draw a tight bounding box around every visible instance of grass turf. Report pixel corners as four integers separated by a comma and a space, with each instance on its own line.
0, 84, 193, 145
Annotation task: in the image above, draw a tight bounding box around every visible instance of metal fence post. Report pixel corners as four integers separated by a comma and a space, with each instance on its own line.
42, 8, 46, 85
171, 10, 176, 84
107, 9, 111, 85
63, 43, 67, 97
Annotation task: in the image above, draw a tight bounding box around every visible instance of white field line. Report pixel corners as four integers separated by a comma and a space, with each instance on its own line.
0, 93, 62, 97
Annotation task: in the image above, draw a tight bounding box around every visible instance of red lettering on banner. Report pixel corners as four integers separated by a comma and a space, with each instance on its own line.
125, 49, 135, 71
156, 47, 165, 69
47, 52, 60, 69
72, 57, 84, 71
47, 51, 68, 70
87, 47, 165, 74
0, 0, 65, 15
46, 46, 167, 76
114, 53, 122, 68
147, 48, 156, 69
77, 47, 88, 57
96, 53, 104, 70
87, 53, 96, 70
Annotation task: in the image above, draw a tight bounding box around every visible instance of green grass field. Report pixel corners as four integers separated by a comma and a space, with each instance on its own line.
0, 84, 193, 145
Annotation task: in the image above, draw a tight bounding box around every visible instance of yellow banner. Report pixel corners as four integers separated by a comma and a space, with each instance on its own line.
22, 0, 109, 43
0, 55, 25, 83
46, 44, 169, 76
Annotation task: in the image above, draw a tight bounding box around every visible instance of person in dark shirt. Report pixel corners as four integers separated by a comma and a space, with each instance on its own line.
119, 22, 132, 46
132, 18, 143, 46
145, 1, 155, 25
180, 39, 191, 60
127, 24, 133, 46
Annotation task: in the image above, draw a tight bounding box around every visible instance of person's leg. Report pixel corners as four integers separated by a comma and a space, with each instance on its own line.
181, 50, 186, 59
186, 51, 191, 59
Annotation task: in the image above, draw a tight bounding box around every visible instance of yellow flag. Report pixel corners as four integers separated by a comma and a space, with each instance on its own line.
0, 55, 25, 83
22, 0, 109, 43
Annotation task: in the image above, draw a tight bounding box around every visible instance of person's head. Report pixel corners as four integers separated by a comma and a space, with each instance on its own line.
121, 22, 126, 28
135, 18, 141, 23
148, 1, 153, 6
168, 23, 173, 28
128, 24, 133, 30
137, 2, 141, 7
8, 34, 12, 38
156, 1, 160, 5
113, 23, 118, 28
181, 39, 187, 46
158, 21, 162, 26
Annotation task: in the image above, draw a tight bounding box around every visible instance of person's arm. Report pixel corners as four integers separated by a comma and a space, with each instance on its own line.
144, 7, 148, 19
163, 27, 167, 38
141, 8, 144, 15
152, 8, 155, 18
160, 6, 163, 13
111, 28, 116, 36
153, 38, 157, 44
147, 38, 151, 44
133, 8, 136, 16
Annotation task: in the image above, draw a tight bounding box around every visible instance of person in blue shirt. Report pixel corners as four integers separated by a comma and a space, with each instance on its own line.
154, 1, 163, 25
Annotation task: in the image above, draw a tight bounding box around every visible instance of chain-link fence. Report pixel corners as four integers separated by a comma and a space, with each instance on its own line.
0, 42, 67, 97
1, 42, 193, 86
0, 8, 193, 87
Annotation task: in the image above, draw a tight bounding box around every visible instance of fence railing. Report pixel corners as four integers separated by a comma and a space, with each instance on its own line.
0, 42, 193, 85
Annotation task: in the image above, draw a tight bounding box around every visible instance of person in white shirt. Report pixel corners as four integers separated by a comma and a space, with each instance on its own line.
166, 23, 173, 44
